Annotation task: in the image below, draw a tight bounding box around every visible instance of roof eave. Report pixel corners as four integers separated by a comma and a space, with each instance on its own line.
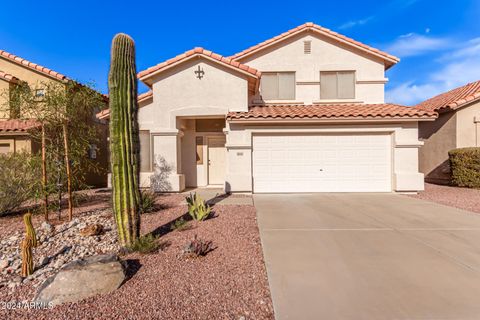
227, 116, 437, 123
138, 53, 261, 86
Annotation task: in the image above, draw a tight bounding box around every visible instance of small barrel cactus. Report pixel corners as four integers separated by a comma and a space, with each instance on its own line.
21, 237, 34, 277
108, 33, 141, 247
23, 212, 37, 247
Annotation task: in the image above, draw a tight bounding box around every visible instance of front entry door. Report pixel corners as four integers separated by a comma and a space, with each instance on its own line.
207, 136, 226, 185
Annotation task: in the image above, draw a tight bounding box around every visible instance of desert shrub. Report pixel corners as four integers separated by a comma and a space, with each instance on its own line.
0, 152, 41, 216
128, 234, 163, 254
140, 189, 157, 214
185, 192, 212, 221
182, 235, 214, 258
449, 147, 480, 188
170, 217, 193, 231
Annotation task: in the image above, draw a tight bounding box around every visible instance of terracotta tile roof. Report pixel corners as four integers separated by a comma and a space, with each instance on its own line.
0, 70, 19, 83
0, 49, 69, 82
95, 90, 153, 120
0, 119, 40, 132
138, 47, 261, 81
415, 80, 480, 112
227, 104, 437, 121
230, 22, 399, 69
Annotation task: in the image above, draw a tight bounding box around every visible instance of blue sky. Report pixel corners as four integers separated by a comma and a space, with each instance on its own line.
1, 0, 479, 105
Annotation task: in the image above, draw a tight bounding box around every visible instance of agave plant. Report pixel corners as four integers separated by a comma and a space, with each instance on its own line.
185, 192, 212, 221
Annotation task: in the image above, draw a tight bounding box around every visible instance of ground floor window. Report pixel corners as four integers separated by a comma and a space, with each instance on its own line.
139, 130, 151, 172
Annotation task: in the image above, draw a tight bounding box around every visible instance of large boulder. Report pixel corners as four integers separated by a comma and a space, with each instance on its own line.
35, 254, 125, 306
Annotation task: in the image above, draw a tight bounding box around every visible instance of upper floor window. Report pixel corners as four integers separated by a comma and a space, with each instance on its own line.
261, 72, 295, 100
320, 71, 355, 99
35, 89, 45, 98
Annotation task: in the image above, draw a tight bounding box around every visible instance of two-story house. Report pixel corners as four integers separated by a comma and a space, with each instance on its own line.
0, 49, 108, 187
98, 22, 437, 193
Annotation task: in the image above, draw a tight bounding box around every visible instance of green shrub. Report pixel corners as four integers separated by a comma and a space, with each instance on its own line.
182, 235, 214, 258
185, 192, 212, 221
140, 189, 157, 214
449, 147, 480, 188
0, 152, 41, 216
128, 234, 162, 254
170, 217, 193, 231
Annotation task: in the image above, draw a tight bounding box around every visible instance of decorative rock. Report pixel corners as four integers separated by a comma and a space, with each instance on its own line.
0, 259, 9, 270
35, 254, 125, 306
41, 222, 53, 233
68, 218, 80, 228
79, 224, 104, 237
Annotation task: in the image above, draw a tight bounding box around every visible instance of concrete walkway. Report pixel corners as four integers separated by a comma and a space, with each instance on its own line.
180, 188, 253, 206
254, 193, 480, 320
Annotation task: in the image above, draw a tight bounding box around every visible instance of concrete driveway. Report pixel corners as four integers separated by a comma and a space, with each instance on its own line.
254, 193, 480, 320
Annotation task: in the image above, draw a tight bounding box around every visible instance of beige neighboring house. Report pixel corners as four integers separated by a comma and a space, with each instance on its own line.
416, 80, 480, 184
0, 49, 108, 187
98, 22, 436, 193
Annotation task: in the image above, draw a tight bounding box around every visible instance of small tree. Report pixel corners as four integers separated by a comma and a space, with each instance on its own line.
1, 80, 106, 220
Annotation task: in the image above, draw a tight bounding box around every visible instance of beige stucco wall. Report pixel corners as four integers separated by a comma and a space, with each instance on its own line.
136, 57, 250, 191
456, 100, 480, 148
419, 101, 480, 184
418, 112, 457, 183
0, 80, 10, 119
225, 121, 425, 193
0, 58, 58, 88
237, 31, 387, 105
0, 135, 32, 153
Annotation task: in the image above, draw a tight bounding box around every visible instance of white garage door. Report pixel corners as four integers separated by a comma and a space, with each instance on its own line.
253, 134, 392, 193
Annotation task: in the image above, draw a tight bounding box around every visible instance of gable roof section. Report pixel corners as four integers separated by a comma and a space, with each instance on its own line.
227, 104, 436, 121
96, 90, 153, 120
0, 70, 19, 83
138, 47, 261, 84
230, 22, 400, 69
0, 49, 69, 82
415, 80, 480, 113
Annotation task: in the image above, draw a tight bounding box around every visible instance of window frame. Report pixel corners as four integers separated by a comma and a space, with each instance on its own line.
260, 71, 296, 101
139, 130, 152, 172
320, 71, 356, 100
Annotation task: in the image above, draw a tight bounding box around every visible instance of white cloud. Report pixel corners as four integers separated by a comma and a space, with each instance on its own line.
384, 33, 452, 57
386, 38, 480, 105
338, 16, 374, 30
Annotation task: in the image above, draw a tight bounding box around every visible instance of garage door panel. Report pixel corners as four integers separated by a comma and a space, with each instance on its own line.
253, 134, 392, 193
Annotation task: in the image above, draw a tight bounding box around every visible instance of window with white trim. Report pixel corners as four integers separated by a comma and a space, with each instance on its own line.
320, 71, 355, 99
139, 130, 151, 172
261, 72, 295, 100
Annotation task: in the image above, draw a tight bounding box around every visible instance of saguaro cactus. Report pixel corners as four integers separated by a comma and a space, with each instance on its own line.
21, 237, 34, 277
23, 212, 37, 247
108, 33, 141, 247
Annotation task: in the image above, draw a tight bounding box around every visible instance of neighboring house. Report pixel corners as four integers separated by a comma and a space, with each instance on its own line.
416, 80, 480, 184
0, 49, 108, 187
98, 22, 436, 193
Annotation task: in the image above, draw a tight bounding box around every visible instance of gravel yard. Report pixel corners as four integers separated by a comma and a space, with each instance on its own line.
408, 183, 480, 214
0, 192, 274, 320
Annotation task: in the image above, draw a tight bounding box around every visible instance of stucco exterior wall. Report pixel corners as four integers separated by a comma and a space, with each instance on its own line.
419, 101, 480, 184
418, 112, 456, 184
237, 32, 387, 105
456, 100, 480, 148
0, 135, 32, 153
225, 121, 424, 193
0, 80, 10, 119
0, 58, 58, 87
136, 57, 250, 191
